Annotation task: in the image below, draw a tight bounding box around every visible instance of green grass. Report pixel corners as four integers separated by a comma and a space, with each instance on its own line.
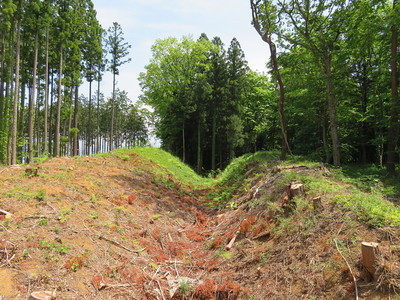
113, 147, 213, 188
99, 147, 400, 228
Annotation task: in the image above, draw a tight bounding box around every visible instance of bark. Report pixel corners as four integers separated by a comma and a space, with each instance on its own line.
182, 121, 186, 163
387, 0, 399, 174
0, 30, 6, 163
211, 109, 216, 170
87, 80, 92, 155
96, 76, 101, 153
110, 71, 116, 152
73, 86, 79, 156
197, 117, 202, 173
55, 44, 63, 157
268, 38, 289, 161
28, 30, 39, 163
323, 52, 341, 167
44, 27, 49, 154
250, 0, 290, 161
11, 17, 22, 165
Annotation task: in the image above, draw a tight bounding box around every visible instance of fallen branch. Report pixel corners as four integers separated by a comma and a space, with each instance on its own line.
226, 231, 240, 251
334, 239, 358, 300
98, 235, 142, 254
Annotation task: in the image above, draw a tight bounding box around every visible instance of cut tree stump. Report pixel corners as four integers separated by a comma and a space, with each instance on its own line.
289, 183, 305, 198
312, 196, 323, 210
361, 242, 380, 280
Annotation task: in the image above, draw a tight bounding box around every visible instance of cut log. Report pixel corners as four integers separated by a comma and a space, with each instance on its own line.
361, 242, 380, 279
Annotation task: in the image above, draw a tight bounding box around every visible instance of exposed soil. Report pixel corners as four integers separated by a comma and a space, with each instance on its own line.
0, 153, 398, 299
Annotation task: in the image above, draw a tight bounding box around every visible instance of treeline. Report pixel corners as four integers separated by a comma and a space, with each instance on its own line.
139, 35, 277, 172
250, 0, 399, 172
0, 0, 147, 165
141, 0, 400, 173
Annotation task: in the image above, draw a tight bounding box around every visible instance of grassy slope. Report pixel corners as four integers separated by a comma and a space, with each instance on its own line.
124, 147, 400, 228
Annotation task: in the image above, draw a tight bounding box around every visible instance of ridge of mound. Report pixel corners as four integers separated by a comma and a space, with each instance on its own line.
0, 149, 398, 299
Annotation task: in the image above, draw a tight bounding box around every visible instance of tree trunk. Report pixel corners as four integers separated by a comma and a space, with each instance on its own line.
197, 116, 202, 173
182, 120, 186, 163
28, 30, 39, 163
73, 86, 79, 156
44, 27, 49, 155
323, 52, 341, 167
0, 29, 6, 163
87, 80, 92, 155
387, 0, 399, 174
110, 71, 116, 152
267, 37, 289, 161
11, 17, 22, 165
211, 109, 216, 170
55, 44, 63, 157
96, 76, 101, 154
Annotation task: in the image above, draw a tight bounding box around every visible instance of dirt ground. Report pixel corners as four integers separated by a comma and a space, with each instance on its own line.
0, 153, 398, 299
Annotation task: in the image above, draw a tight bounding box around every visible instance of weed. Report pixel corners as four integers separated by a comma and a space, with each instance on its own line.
179, 280, 191, 295
40, 240, 69, 259
90, 193, 98, 203
90, 213, 99, 219
57, 207, 72, 223
38, 218, 48, 226
215, 249, 233, 259
151, 214, 163, 220
35, 189, 46, 202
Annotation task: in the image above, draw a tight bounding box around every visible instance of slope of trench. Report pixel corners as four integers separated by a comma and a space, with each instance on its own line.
0, 154, 398, 299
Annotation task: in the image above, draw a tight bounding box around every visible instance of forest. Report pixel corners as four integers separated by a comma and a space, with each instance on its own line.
0, 0, 148, 166
0, 0, 399, 176
140, 0, 400, 174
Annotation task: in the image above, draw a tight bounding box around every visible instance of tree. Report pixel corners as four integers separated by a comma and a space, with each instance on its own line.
140, 36, 214, 163
387, 0, 399, 174
251, 0, 290, 160
105, 22, 131, 151
279, 0, 351, 166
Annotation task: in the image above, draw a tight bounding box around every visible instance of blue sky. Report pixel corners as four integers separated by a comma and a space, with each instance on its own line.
90, 0, 270, 101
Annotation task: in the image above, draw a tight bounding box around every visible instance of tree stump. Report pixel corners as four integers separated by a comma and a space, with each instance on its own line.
289, 183, 304, 198
361, 242, 380, 280
312, 196, 323, 210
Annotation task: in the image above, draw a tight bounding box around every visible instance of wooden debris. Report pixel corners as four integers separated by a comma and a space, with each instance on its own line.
0, 209, 12, 221
98, 235, 143, 253
361, 242, 380, 280
30, 291, 54, 300
226, 231, 240, 251
92, 275, 107, 290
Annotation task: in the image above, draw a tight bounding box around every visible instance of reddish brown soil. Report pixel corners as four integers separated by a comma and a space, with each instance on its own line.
0, 154, 398, 299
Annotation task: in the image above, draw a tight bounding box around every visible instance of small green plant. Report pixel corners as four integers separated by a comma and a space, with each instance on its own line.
90, 194, 96, 203
58, 207, 72, 223
40, 240, 69, 259
151, 214, 163, 220
90, 212, 99, 219
215, 249, 233, 259
35, 189, 46, 202
38, 218, 48, 226
179, 280, 191, 295
22, 249, 30, 259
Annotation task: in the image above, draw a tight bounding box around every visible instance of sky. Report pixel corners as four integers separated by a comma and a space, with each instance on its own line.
88, 0, 270, 102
